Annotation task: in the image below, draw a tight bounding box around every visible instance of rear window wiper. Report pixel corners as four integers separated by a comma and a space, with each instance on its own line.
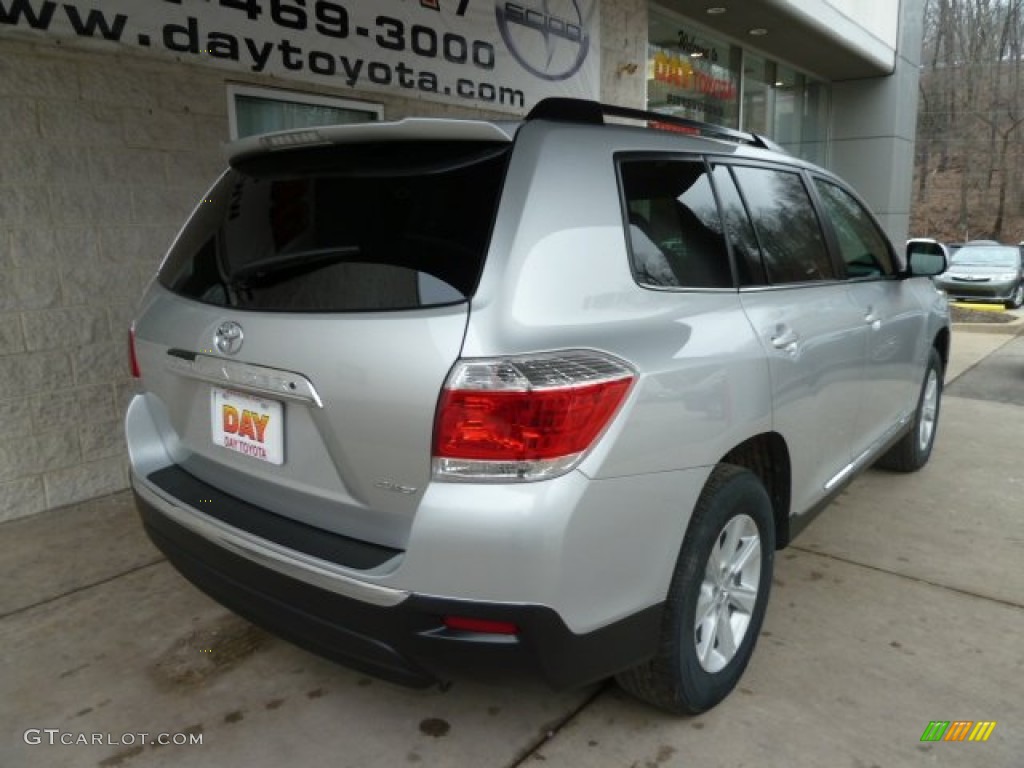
227, 245, 361, 284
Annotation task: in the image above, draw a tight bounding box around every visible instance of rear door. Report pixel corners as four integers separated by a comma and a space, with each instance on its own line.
716, 162, 868, 515
133, 137, 512, 549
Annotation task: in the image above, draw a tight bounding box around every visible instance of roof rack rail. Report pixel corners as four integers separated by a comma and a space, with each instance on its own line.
525, 97, 783, 152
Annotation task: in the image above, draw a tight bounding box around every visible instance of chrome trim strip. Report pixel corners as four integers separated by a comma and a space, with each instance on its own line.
824, 413, 912, 492
824, 461, 857, 492
134, 473, 408, 608
166, 354, 323, 407
739, 279, 850, 293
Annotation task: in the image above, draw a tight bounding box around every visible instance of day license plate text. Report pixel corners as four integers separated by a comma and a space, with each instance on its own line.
211, 388, 284, 465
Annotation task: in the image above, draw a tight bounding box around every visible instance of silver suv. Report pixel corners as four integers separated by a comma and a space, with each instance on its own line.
127, 98, 950, 714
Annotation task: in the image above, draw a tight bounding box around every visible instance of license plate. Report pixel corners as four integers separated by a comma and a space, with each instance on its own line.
211, 388, 284, 465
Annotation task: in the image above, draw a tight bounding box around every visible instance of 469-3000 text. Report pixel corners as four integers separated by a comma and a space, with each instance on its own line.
162, 0, 495, 69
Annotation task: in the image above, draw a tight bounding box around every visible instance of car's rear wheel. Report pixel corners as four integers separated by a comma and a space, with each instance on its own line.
616, 464, 774, 715
875, 347, 943, 472
1005, 282, 1024, 310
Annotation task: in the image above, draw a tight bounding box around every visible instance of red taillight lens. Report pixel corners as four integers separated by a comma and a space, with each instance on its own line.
433, 352, 634, 481
128, 326, 141, 379
443, 616, 519, 635
436, 380, 632, 461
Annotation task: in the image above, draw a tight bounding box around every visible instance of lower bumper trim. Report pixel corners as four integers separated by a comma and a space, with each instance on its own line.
135, 489, 663, 690
133, 470, 408, 607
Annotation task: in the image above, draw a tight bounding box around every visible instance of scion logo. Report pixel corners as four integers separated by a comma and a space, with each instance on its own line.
496, 0, 592, 81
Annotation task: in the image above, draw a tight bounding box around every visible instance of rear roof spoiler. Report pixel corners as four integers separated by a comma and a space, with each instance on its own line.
226, 118, 518, 165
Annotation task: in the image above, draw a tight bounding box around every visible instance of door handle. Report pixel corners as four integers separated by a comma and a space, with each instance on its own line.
865, 307, 881, 330
770, 326, 799, 351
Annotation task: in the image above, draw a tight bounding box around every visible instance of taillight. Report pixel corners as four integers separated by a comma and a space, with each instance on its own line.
433, 352, 635, 481
129, 325, 141, 379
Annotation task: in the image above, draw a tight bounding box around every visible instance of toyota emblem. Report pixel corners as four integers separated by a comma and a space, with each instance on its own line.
214, 321, 244, 356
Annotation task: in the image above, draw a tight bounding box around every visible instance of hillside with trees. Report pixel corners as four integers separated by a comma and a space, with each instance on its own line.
912, 0, 1024, 242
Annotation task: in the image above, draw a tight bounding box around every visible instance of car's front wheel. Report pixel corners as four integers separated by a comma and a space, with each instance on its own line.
875, 347, 943, 472
616, 464, 774, 715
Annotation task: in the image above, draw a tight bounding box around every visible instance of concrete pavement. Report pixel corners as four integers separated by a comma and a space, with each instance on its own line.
2, 328, 1022, 768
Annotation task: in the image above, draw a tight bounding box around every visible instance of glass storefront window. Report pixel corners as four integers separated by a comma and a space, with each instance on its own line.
647, 8, 740, 128
741, 54, 773, 137
767, 65, 830, 164
647, 6, 830, 164
773, 66, 804, 145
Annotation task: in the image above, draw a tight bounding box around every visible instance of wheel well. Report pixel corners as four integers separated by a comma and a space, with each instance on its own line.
720, 434, 792, 549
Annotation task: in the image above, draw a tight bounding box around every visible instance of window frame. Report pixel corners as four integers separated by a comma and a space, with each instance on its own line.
614, 151, 742, 293
707, 162, 766, 287
714, 158, 845, 289
157, 141, 513, 313
227, 84, 383, 141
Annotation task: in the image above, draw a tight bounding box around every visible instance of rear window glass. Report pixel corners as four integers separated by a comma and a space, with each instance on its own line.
731, 166, 834, 284
711, 165, 760, 286
158, 141, 511, 311
619, 158, 734, 289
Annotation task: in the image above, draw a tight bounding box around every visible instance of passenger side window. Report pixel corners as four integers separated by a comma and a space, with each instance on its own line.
813, 178, 895, 278
619, 159, 733, 289
711, 165, 761, 286
731, 166, 835, 284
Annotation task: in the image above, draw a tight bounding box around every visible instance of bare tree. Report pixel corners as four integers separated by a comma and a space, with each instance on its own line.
914, 0, 1024, 240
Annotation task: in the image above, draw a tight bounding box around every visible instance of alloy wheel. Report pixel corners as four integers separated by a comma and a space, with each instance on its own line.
918, 368, 939, 453
694, 514, 762, 674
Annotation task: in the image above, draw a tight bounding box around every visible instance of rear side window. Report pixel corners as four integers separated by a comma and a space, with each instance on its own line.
813, 178, 894, 278
159, 142, 510, 311
711, 165, 760, 286
731, 166, 835, 284
619, 158, 733, 289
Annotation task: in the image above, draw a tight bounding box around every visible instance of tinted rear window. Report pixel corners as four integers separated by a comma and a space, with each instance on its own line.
159, 141, 511, 311
731, 166, 834, 284
619, 158, 734, 289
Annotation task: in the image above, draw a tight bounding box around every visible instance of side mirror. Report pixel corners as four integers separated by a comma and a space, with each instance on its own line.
905, 238, 948, 278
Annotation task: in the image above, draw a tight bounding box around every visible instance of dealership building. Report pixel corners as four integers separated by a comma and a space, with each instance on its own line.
0, 0, 924, 520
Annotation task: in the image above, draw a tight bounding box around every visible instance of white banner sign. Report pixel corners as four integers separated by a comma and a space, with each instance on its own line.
0, 0, 601, 113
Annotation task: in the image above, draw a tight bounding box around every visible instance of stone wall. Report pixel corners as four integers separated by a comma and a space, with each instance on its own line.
0, 0, 647, 522
599, 0, 648, 110
0, 42, 228, 521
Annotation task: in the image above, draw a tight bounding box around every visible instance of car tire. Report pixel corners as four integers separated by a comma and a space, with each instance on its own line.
874, 347, 943, 472
616, 464, 774, 715
1005, 282, 1024, 310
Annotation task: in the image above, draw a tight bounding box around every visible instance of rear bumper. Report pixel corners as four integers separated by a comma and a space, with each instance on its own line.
133, 468, 662, 690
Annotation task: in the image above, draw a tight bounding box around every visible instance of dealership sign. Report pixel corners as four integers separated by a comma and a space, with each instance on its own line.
0, 0, 601, 112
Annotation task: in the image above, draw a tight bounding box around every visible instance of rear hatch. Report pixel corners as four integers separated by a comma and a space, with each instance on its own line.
133, 123, 514, 550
